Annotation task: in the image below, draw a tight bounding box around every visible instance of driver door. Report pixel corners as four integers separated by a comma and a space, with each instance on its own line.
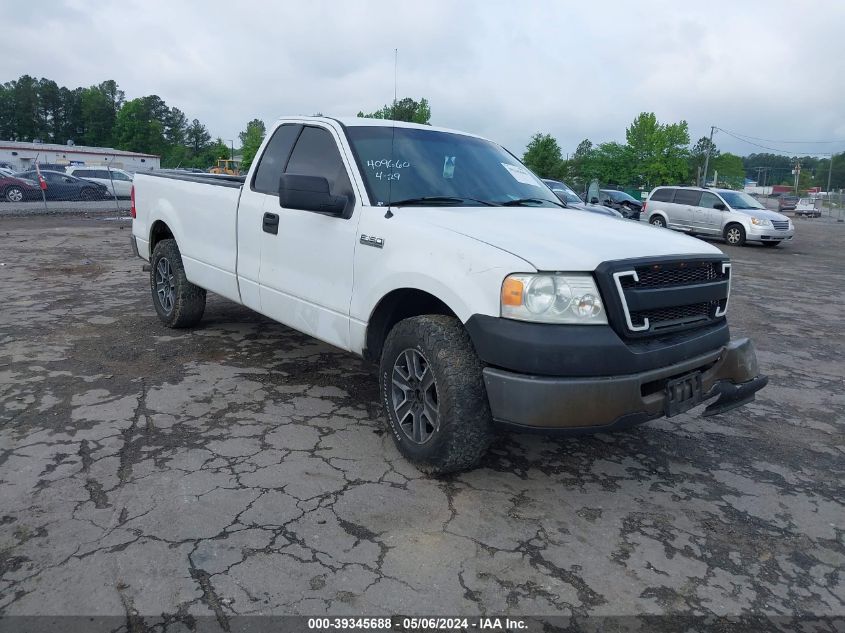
257, 124, 362, 351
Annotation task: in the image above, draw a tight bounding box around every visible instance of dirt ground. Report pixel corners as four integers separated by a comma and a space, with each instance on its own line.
0, 214, 842, 630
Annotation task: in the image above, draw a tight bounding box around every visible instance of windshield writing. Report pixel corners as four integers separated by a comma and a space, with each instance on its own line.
346, 126, 560, 207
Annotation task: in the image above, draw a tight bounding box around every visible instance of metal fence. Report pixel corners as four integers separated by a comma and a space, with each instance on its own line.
0, 156, 140, 215
756, 191, 845, 222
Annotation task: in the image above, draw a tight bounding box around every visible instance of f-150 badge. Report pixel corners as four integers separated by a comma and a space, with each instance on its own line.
360, 234, 384, 249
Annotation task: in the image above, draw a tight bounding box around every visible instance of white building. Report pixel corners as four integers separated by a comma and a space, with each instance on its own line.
0, 140, 160, 172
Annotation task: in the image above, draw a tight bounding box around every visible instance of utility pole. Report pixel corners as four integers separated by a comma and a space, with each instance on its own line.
701, 126, 716, 187
793, 160, 801, 194
826, 153, 833, 217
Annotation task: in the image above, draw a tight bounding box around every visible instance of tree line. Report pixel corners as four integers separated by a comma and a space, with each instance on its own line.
5, 79, 840, 189
0, 75, 229, 168
523, 112, 845, 192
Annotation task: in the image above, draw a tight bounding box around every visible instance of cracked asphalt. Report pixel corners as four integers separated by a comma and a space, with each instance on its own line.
0, 214, 843, 627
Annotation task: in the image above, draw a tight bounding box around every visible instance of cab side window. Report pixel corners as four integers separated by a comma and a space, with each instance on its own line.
252, 124, 301, 194
699, 192, 722, 209
284, 126, 354, 206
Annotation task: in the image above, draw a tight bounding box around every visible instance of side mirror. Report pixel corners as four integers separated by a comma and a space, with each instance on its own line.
714, 203, 726, 211
279, 174, 347, 216
590, 197, 599, 204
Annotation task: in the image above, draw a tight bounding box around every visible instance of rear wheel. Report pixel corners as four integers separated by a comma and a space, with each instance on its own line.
379, 315, 493, 474
649, 215, 666, 228
150, 239, 206, 328
724, 224, 746, 246
5, 186, 23, 202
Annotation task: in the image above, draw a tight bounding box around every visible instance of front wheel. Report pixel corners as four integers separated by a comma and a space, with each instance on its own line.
649, 216, 666, 228
5, 186, 24, 202
724, 224, 746, 246
379, 315, 493, 474
79, 188, 97, 201
150, 239, 206, 328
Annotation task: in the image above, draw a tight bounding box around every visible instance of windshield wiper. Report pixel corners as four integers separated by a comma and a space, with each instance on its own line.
388, 196, 495, 207
498, 197, 564, 207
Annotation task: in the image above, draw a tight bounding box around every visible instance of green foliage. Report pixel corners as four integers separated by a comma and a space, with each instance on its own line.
711, 153, 745, 188
238, 118, 266, 170
357, 97, 431, 124
625, 113, 690, 187
0, 74, 221, 169
815, 154, 845, 190
689, 136, 719, 181
522, 132, 565, 179
112, 98, 165, 154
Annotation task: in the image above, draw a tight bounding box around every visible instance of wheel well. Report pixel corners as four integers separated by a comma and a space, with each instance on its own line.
364, 289, 458, 363
724, 222, 744, 235
650, 212, 667, 223
149, 220, 174, 253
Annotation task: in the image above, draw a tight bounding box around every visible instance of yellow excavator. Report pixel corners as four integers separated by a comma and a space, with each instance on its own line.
209, 159, 241, 175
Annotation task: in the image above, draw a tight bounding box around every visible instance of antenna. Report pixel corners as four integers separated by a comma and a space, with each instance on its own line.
386, 48, 398, 218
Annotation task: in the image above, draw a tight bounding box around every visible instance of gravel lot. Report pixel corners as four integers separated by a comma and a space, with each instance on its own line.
0, 214, 843, 628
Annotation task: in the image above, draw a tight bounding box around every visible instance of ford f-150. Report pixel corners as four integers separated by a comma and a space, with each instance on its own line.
130, 116, 767, 472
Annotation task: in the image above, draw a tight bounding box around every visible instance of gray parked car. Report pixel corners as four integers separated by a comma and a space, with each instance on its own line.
641, 186, 794, 247
542, 179, 623, 219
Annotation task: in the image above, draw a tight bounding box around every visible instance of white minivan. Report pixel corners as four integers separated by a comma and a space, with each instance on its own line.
65, 166, 134, 198
641, 186, 794, 247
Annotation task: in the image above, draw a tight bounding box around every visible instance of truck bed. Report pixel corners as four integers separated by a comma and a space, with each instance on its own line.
132, 170, 245, 304
145, 170, 246, 188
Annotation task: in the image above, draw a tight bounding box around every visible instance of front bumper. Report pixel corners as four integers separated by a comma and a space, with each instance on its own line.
483, 337, 766, 433
746, 225, 794, 242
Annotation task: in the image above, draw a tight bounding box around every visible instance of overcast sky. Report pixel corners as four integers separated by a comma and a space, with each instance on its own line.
3, 0, 844, 157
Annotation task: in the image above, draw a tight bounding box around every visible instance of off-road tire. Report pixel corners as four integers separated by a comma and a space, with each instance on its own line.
649, 216, 666, 228
150, 239, 206, 328
379, 315, 493, 474
724, 223, 746, 246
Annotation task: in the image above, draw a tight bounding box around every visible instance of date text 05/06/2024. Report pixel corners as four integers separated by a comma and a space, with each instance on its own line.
306, 617, 528, 631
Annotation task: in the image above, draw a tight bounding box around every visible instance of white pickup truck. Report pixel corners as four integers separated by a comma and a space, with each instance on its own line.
130, 116, 767, 472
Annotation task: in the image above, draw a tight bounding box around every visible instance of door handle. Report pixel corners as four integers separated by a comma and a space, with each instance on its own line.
262, 212, 279, 235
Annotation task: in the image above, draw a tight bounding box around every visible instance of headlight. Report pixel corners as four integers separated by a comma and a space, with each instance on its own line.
501, 273, 607, 324
750, 217, 772, 226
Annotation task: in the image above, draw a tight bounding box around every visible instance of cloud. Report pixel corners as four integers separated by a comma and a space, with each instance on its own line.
2, 0, 843, 157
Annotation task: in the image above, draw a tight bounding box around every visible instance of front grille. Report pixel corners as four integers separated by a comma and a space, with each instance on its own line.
630, 301, 717, 331
620, 261, 724, 288
771, 220, 790, 231
598, 257, 730, 339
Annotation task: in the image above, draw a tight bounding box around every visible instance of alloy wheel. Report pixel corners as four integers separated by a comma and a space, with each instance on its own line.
6, 187, 23, 202
155, 257, 176, 314
726, 228, 742, 245
391, 348, 439, 444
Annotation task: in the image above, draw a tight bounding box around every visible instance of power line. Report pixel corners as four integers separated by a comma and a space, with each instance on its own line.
715, 127, 843, 156
717, 128, 845, 144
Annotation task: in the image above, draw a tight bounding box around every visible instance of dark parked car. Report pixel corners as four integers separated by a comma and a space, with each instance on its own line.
542, 179, 623, 218
1, 175, 41, 202
597, 189, 643, 219
13, 170, 108, 201
778, 194, 800, 212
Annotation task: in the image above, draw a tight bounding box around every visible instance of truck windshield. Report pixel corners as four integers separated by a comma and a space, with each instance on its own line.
345, 126, 561, 207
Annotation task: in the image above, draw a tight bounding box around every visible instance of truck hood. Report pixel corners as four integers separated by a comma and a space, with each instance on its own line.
402, 205, 723, 270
